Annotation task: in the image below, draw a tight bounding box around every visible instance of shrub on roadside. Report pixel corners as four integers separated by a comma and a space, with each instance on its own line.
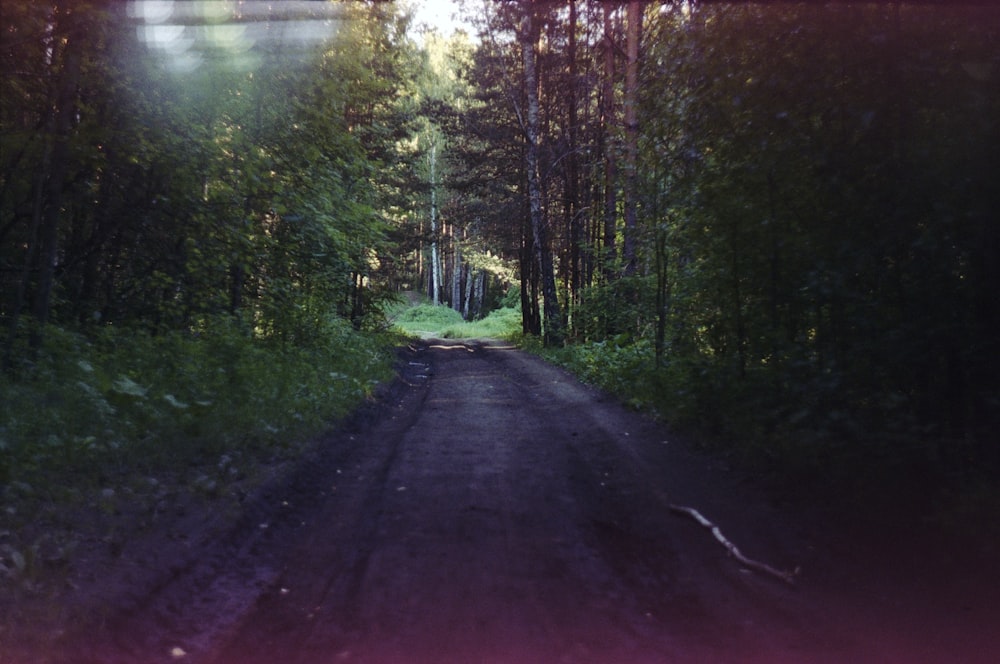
392, 303, 521, 340
0, 316, 395, 487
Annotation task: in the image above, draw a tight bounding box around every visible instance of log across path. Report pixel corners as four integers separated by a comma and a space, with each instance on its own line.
66, 339, 999, 664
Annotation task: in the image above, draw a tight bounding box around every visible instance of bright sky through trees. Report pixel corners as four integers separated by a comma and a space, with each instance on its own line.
409, 0, 475, 38
128, 1, 474, 68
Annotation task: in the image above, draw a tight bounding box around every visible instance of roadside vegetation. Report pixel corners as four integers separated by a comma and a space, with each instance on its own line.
2, 1, 416, 593
532, 327, 1000, 532
1, 318, 394, 483
390, 299, 522, 340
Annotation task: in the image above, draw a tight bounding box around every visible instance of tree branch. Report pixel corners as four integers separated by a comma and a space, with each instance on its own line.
670, 504, 800, 585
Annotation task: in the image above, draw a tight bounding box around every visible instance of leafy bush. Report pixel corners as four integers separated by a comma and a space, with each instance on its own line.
0, 317, 395, 487
570, 276, 658, 342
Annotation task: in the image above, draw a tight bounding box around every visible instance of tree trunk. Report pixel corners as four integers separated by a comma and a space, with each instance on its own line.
565, 0, 582, 327
601, 4, 618, 280
463, 264, 473, 319
473, 271, 485, 320
351, 271, 364, 329
429, 143, 442, 305
417, 214, 425, 295
521, 8, 562, 345
622, 0, 641, 276
25, 7, 83, 351
452, 230, 462, 314
520, 216, 540, 336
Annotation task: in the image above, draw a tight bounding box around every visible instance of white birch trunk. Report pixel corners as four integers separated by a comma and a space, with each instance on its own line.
452, 234, 462, 314
463, 265, 473, 319
429, 143, 441, 306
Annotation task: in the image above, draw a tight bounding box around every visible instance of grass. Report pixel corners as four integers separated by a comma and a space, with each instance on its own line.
391, 303, 466, 337
391, 302, 522, 340
1, 317, 395, 477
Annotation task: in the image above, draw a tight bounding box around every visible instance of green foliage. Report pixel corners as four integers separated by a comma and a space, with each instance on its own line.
2, 0, 997, 515
392, 303, 521, 339
1, 1, 418, 358
439, 306, 522, 340
0, 319, 394, 486
544, 338, 658, 410
570, 276, 658, 342
393, 304, 466, 336
532, 3, 1000, 502
0, 3, 423, 516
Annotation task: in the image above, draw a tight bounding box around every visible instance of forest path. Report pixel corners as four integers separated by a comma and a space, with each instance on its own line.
60, 339, 999, 664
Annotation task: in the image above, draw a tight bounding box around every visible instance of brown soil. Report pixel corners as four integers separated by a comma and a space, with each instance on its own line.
3, 339, 998, 663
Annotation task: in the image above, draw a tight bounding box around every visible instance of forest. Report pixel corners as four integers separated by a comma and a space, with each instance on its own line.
2, 0, 998, 516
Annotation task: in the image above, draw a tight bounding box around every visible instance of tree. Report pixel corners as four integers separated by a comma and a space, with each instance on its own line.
2, 0, 422, 353
446, 0, 998, 480
519, 5, 562, 345
2, 2, 87, 357
429, 140, 443, 305
621, 0, 641, 276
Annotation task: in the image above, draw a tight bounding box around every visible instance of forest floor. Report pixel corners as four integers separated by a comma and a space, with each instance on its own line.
3, 339, 999, 663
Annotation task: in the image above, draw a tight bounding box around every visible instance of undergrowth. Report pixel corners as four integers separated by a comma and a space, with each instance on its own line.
533, 336, 1000, 528
0, 315, 398, 642
392, 303, 521, 340
391, 303, 465, 336
0, 316, 396, 498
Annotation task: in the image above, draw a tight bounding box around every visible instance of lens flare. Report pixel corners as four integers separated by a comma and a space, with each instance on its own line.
129, 0, 346, 70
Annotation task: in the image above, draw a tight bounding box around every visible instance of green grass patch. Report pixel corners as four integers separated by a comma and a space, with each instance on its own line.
0, 316, 396, 491
391, 303, 466, 336
392, 303, 522, 340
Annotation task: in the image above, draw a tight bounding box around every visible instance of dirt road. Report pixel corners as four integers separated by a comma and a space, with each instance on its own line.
54, 339, 998, 664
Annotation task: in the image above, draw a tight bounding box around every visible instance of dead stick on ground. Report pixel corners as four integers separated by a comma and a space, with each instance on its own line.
669, 504, 800, 585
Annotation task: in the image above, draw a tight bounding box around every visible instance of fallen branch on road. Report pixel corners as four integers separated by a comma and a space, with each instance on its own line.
669, 504, 799, 585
